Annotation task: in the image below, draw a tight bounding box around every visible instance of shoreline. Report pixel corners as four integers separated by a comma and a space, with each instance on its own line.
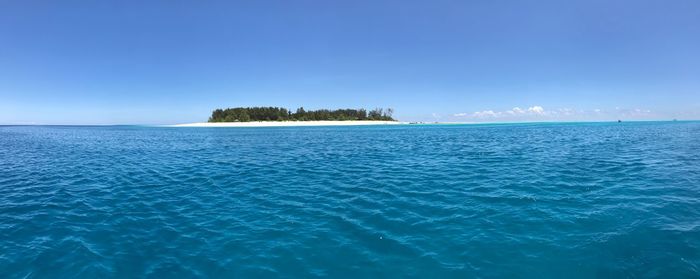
170, 120, 408, 127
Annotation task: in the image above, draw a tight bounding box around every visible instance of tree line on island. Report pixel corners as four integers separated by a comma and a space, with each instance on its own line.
208, 107, 395, 122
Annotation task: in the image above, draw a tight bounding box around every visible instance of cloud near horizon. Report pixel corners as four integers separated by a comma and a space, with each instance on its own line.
452, 106, 656, 122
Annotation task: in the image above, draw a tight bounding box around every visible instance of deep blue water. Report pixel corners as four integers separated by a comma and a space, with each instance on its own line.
1, 122, 699, 278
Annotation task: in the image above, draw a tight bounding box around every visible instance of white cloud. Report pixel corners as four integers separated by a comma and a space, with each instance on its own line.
505, 107, 525, 115
459, 105, 549, 119
451, 105, 657, 122
528, 106, 545, 115
473, 110, 500, 118
557, 108, 576, 116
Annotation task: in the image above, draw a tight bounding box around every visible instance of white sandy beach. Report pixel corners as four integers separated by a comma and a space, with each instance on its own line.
171, 120, 408, 127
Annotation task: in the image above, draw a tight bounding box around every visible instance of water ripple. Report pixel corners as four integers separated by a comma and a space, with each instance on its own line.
1, 122, 699, 278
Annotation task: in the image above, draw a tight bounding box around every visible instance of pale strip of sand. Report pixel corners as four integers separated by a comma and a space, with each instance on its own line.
170, 120, 408, 127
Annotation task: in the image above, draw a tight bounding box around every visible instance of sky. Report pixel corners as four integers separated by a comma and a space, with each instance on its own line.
1, 0, 699, 124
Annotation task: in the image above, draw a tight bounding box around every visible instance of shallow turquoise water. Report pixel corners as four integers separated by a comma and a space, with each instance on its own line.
1, 122, 699, 278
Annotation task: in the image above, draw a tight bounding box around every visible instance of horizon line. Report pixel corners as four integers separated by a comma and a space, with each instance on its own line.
1, 119, 698, 127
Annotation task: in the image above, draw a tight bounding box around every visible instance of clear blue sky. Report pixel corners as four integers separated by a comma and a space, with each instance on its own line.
1, 0, 699, 124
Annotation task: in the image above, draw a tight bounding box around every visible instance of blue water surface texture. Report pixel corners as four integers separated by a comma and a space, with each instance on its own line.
1, 122, 699, 278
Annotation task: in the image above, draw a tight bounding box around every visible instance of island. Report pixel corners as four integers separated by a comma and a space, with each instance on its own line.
172, 107, 405, 127
208, 107, 395, 122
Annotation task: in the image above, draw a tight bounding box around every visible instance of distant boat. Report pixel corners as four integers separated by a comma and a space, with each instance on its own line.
618, 120, 622, 123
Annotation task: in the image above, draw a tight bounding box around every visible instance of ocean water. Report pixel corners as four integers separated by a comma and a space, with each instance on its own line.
1, 122, 699, 278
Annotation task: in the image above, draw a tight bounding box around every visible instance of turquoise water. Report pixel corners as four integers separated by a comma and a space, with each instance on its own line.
1, 122, 699, 278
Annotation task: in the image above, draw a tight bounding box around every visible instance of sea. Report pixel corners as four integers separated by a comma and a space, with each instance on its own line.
1, 122, 698, 278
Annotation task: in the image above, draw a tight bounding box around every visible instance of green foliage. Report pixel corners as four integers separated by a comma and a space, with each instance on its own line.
208, 106, 395, 122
